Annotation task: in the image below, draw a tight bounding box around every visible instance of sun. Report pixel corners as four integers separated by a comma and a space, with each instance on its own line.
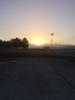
31, 38, 46, 46
34, 38, 43, 46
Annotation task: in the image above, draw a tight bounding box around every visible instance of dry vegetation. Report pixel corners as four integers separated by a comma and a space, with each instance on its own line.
0, 48, 75, 61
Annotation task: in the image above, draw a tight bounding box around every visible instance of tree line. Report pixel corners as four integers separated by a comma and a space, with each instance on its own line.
0, 37, 29, 48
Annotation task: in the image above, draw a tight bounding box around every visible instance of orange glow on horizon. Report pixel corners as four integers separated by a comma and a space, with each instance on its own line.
30, 37, 47, 46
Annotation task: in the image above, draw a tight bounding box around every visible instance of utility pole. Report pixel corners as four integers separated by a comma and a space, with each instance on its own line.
50, 32, 54, 51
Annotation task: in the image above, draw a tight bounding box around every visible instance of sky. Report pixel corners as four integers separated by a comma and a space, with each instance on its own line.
0, 0, 75, 45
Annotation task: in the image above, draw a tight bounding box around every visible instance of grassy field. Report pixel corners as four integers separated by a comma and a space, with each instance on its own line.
0, 48, 75, 61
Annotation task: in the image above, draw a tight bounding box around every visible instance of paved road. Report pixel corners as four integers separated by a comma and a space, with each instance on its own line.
0, 57, 75, 100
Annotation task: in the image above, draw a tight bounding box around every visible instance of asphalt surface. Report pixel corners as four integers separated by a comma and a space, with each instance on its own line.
0, 57, 75, 100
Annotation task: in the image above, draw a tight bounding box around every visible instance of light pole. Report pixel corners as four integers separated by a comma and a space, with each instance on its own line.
50, 32, 54, 51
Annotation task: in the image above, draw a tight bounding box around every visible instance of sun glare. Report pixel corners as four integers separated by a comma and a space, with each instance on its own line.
31, 38, 46, 46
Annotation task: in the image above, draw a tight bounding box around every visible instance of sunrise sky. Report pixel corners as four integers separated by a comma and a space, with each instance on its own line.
0, 0, 75, 45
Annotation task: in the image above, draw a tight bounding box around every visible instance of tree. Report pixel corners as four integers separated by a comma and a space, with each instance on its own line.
0, 37, 29, 48
10, 38, 22, 47
22, 37, 29, 48
0, 40, 3, 48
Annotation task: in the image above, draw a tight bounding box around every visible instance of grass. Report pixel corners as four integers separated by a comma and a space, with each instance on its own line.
0, 48, 75, 61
